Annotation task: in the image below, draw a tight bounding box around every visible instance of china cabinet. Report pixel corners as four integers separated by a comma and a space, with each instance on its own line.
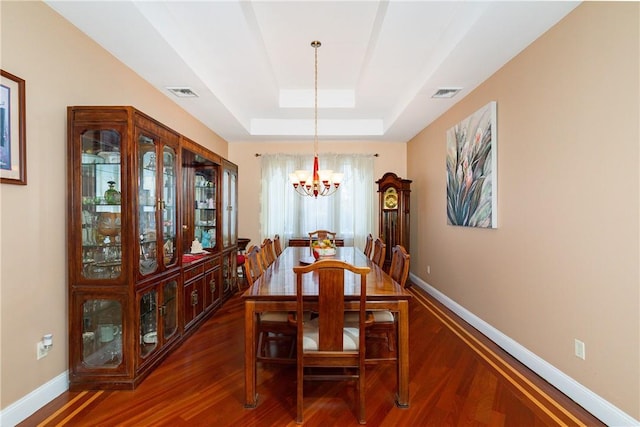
377, 172, 412, 271
180, 139, 226, 332
68, 106, 238, 390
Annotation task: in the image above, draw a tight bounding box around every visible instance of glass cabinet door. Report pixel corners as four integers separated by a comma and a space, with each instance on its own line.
222, 166, 237, 248
138, 134, 178, 275
80, 129, 123, 280
162, 279, 178, 341
229, 171, 237, 245
182, 150, 218, 253
139, 288, 158, 358
162, 146, 177, 266
194, 165, 217, 250
82, 299, 123, 367
138, 134, 158, 276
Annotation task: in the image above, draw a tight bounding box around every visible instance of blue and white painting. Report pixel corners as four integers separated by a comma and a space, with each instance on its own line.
0, 83, 10, 171
446, 101, 497, 228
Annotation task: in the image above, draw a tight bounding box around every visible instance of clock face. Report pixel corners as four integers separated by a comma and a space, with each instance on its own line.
383, 188, 398, 209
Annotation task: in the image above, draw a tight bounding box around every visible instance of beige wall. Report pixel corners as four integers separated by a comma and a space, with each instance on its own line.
229, 141, 407, 248
407, 2, 639, 418
0, 1, 227, 408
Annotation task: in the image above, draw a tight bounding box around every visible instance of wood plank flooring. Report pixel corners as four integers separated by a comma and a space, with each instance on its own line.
19, 286, 604, 426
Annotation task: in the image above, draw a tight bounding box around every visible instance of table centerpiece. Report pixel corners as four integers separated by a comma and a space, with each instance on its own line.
312, 239, 337, 259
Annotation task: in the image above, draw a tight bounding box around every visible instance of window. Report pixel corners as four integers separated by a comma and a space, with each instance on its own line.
260, 153, 375, 248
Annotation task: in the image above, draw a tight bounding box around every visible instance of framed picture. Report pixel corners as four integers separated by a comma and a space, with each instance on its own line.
446, 101, 497, 228
1, 70, 26, 185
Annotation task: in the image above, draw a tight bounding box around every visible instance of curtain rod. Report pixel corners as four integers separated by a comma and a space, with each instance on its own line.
254, 153, 379, 157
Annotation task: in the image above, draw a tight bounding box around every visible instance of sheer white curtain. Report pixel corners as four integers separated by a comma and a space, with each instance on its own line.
260, 153, 375, 248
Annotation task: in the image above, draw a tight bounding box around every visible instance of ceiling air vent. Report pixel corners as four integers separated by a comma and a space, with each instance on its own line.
432, 87, 462, 99
166, 87, 199, 98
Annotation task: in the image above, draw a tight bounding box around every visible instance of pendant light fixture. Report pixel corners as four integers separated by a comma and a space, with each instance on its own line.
289, 41, 343, 198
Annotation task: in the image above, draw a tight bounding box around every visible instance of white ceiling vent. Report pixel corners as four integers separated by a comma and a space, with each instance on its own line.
432, 87, 462, 99
166, 87, 199, 98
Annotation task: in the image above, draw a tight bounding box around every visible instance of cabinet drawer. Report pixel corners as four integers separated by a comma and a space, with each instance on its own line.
183, 264, 204, 282
204, 258, 217, 272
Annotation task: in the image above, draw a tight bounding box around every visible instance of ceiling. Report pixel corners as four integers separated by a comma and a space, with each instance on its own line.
46, 1, 579, 144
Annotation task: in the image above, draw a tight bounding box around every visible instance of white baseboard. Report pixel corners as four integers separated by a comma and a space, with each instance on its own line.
410, 273, 639, 427
0, 371, 69, 427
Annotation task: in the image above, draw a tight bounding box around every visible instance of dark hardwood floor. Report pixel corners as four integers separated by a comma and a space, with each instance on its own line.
20, 286, 604, 426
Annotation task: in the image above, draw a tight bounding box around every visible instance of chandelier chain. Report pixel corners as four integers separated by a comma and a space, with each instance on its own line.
313, 40, 319, 156
288, 40, 342, 198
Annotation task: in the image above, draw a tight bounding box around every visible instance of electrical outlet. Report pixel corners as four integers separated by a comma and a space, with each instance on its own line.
37, 342, 48, 360
427, 265, 431, 274
574, 339, 586, 360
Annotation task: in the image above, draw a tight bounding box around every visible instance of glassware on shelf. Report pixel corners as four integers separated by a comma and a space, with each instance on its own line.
145, 153, 156, 171
97, 212, 121, 237
82, 299, 123, 368
104, 181, 121, 204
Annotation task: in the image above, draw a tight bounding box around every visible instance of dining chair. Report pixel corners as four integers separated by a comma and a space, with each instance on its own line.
308, 230, 336, 251
247, 244, 296, 363
389, 244, 411, 289
237, 238, 251, 287
273, 234, 283, 257
260, 238, 276, 267
244, 245, 263, 286
371, 238, 386, 268
363, 233, 373, 258
292, 259, 371, 425
366, 245, 410, 355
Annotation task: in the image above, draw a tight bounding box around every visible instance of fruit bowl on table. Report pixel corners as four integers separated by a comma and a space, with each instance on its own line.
316, 248, 336, 257
312, 247, 337, 260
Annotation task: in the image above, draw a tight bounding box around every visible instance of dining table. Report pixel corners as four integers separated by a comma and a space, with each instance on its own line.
242, 246, 411, 408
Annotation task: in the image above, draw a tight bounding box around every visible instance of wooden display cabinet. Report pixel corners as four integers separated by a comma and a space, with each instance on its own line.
377, 172, 412, 271
68, 106, 238, 390
180, 139, 227, 332
68, 106, 183, 389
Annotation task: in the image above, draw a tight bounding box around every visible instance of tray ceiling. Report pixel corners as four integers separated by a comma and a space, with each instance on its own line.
46, 1, 579, 143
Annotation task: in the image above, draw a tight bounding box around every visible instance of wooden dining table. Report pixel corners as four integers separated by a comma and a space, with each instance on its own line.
242, 246, 411, 408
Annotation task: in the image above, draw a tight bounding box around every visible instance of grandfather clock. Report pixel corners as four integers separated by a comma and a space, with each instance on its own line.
377, 172, 412, 270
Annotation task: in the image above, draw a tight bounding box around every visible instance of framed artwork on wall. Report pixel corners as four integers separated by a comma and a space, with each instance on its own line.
446, 101, 497, 228
1, 69, 26, 185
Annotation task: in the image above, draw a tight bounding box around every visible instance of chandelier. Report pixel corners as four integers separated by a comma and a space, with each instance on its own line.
289, 41, 343, 198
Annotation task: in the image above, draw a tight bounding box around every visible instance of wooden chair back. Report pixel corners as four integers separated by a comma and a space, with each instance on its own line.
260, 238, 276, 267
273, 234, 283, 257
363, 233, 374, 258
244, 245, 263, 286
371, 238, 386, 268
292, 259, 370, 424
308, 230, 336, 247
388, 245, 411, 288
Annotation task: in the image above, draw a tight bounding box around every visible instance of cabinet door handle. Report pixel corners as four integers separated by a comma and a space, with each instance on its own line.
159, 305, 166, 316
209, 279, 216, 293
191, 290, 198, 306
182, 225, 188, 230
